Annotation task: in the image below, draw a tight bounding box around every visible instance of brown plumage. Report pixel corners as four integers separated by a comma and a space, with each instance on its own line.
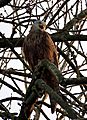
22, 20, 59, 113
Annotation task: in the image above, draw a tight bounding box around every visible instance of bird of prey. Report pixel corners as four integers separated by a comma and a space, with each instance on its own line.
22, 20, 59, 113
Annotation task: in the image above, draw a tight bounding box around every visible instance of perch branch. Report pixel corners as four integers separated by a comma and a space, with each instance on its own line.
35, 79, 78, 119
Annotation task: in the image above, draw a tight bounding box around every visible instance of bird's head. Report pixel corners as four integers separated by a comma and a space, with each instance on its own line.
32, 20, 46, 31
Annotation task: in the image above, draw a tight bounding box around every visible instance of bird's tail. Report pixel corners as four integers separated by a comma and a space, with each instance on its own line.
45, 71, 59, 113
49, 94, 57, 113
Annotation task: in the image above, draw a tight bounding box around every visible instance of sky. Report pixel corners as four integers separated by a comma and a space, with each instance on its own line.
0, 0, 87, 120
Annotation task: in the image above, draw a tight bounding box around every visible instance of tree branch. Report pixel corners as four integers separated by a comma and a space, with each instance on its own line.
0, 32, 31, 71
63, 8, 87, 30
0, 68, 31, 78
34, 79, 78, 119
63, 77, 87, 85
0, 78, 24, 97
0, 0, 12, 8
0, 34, 87, 48
18, 59, 87, 119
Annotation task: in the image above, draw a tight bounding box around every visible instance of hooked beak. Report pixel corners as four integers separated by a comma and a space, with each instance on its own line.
39, 24, 44, 30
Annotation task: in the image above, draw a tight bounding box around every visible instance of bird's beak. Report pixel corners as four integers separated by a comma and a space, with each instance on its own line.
39, 24, 44, 30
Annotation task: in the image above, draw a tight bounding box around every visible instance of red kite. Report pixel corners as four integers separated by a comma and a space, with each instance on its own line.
22, 20, 59, 113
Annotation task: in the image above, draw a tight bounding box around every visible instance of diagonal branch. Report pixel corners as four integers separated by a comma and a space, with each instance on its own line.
0, 78, 24, 97
63, 8, 87, 31
18, 59, 87, 120
0, 32, 31, 71
35, 79, 78, 119
47, 0, 71, 27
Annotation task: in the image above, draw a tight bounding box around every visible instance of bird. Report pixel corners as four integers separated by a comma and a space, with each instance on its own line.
22, 20, 59, 114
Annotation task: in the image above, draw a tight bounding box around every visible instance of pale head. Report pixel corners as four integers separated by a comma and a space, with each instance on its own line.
32, 20, 46, 31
